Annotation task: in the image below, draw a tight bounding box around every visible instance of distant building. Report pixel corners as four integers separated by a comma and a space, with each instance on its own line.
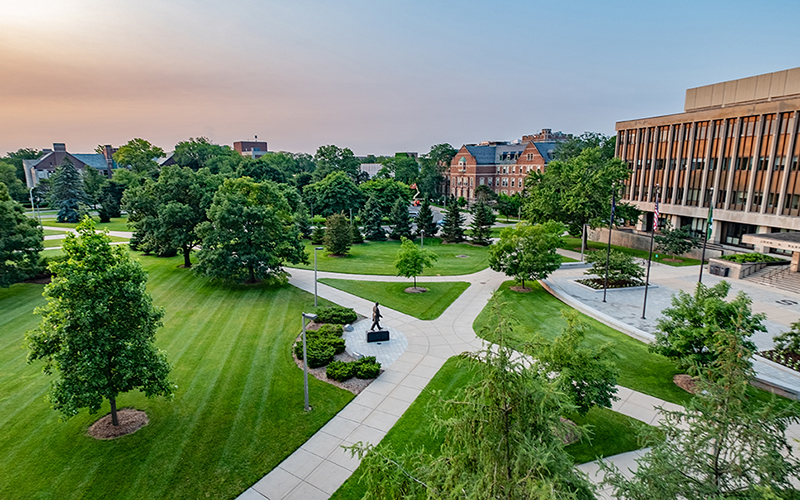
360, 163, 385, 179
234, 140, 269, 158
23, 143, 117, 188
447, 129, 571, 201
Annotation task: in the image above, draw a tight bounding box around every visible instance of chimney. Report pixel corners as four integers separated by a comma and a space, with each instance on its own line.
103, 145, 114, 170
53, 143, 66, 152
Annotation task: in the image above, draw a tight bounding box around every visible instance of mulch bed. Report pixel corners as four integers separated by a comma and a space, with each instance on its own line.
575, 278, 644, 290
87, 409, 149, 440
758, 350, 800, 372
405, 287, 427, 293
673, 374, 698, 394
292, 336, 380, 395
510, 286, 532, 293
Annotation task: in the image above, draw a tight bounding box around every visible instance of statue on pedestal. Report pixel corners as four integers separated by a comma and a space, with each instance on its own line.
370, 302, 382, 331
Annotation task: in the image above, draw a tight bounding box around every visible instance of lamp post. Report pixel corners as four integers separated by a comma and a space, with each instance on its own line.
301, 312, 318, 412
28, 187, 39, 226
420, 229, 425, 248
314, 247, 323, 307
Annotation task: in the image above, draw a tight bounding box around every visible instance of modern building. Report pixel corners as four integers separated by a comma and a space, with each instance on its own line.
447, 129, 570, 201
616, 67, 800, 251
23, 143, 117, 188
234, 139, 268, 158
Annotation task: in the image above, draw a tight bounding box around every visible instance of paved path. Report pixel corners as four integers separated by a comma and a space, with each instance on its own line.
40, 226, 132, 251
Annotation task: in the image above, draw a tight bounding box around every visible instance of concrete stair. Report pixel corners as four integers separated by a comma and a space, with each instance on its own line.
746, 265, 800, 295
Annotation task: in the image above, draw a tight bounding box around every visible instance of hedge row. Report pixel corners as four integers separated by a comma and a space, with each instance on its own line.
314, 306, 357, 325
326, 356, 381, 381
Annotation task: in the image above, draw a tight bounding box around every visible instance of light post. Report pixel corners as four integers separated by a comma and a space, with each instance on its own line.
314, 247, 323, 307
349, 208, 353, 225
301, 312, 318, 412
420, 229, 425, 248
28, 188, 38, 226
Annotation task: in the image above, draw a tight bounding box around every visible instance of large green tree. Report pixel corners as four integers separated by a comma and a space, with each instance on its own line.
313, 144, 361, 182
388, 198, 412, 240
381, 153, 419, 185
440, 199, 465, 243
82, 164, 107, 209
0, 160, 28, 203
26, 218, 173, 427
303, 171, 364, 217
4, 148, 42, 184
359, 178, 412, 214
361, 195, 386, 241
195, 177, 308, 283
0, 182, 43, 287
49, 158, 86, 223
323, 212, 353, 256
394, 236, 437, 289
553, 132, 616, 162
469, 200, 496, 245
113, 138, 165, 178
416, 196, 438, 237
97, 180, 125, 222
489, 221, 564, 290
173, 137, 238, 172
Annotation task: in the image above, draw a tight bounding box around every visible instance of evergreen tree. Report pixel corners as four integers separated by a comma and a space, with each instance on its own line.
361, 195, 386, 241
351, 222, 364, 244
97, 180, 125, 222
389, 198, 412, 240
0, 182, 43, 287
469, 200, 496, 245
295, 203, 312, 238
416, 197, 438, 237
440, 199, 465, 243
323, 213, 353, 256
49, 158, 86, 223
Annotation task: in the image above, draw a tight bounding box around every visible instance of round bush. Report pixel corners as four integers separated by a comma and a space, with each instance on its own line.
355, 360, 381, 379
315, 307, 357, 325
326, 361, 356, 381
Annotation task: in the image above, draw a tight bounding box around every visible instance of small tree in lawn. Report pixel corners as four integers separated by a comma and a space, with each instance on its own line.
654, 221, 700, 261
26, 218, 173, 427
0, 182, 43, 287
470, 200, 496, 245
394, 237, 437, 290
584, 249, 644, 286
488, 220, 564, 290
388, 198, 412, 240
416, 196, 438, 237
351, 222, 364, 244
602, 320, 800, 499
440, 198, 465, 243
295, 203, 312, 238
650, 281, 764, 371
323, 212, 353, 256
49, 158, 86, 223
361, 195, 386, 241
97, 180, 124, 223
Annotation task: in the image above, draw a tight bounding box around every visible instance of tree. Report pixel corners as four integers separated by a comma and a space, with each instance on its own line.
474, 184, 497, 203
469, 200, 496, 245
173, 137, 237, 172
303, 171, 364, 217
347, 304, 595, 500
654, 221, 700, 261
382, 154, 419, 185
4, 148, 42, 184
426, 143, 457, 173
295, 203, 312, 238
533, 310, 618, 416
524, 147, 639, 239
237, 156, 286, 184
440, 199, 465, 243
394, 237, 437, 289
416, 197, 438, 237
489, 221, 565, 290
361, 195, 386, 241
388, 198, 412, 240
602, 322, 800, 499
82, 164, 107, 208
554, 132, 616, 162
0, 182, 43, 287
25, 218, 173, 426
49, 158, 86, 223
650, 281, 764, 371
313, 144, 361, 182
497, 192, 522, 221
584, 249, 644, 286
417, 157, 443, 200
97, 180, 125, 222
113, 138, 164, 178
0, 160, 28, 203
359, 178, 412, 214
323, 213, 353, 256
773, 320, 800, 353
195, 177, 308, 283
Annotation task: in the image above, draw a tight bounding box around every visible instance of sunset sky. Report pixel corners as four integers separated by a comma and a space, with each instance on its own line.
1, 0, 798, 156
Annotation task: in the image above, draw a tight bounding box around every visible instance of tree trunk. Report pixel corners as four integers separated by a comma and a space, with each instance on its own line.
249, 266, 255, 283
413, 276, 416, 289
183, 247, 192, 268
521, 278, 525, 290
110, 397, 119, 426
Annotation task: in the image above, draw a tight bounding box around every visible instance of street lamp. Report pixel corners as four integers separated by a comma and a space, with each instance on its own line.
420, 229, 425, 248
314, 247, 323, 307
301, 312, 318, 412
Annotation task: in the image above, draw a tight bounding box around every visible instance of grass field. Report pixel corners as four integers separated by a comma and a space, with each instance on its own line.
289, 238, 490, 276
560, 236, 701, 267
474, 281, 691, 405
0, 253, 353, 500
40, 217, 130, 232
318, 279, 470, 320
42, 229, 67, 236
330, 357, 646, 499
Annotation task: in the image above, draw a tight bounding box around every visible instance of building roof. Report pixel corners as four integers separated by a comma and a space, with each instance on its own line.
72, 153, 113, 170
532, 142, 559, 162
464, 141, 559, 165
464, 145, 497, 164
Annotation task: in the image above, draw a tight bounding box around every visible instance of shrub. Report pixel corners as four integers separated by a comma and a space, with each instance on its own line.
355, 356, 381, 379
314, 323, 344, 337
326, 360, 356, 381
774, 321, 800, 354
585, 249, 644, 285
315, 306, 357, 325
319, 335, 346, 355
311, 226, 325, 245
294, 340, 335, 368
719, 253, 784, 263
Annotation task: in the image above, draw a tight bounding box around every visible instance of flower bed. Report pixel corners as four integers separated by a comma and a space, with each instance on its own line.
575, 278, 644, 290
758, 350, 800, 372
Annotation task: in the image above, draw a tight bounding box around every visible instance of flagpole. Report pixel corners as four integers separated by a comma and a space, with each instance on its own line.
642, 185, 659, 320
602, 184, 615, 303
698, 187, 714, 283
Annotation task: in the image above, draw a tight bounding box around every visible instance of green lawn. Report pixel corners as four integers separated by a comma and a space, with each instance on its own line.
331, 357, 646, 500
318, 279, 470, 320
474, 281, 691, 405
42, 229, 67, 236
561, 237, 701, 267
40, 217, 130, 232
0, 254, 353, 500
289, 238, 490, 276
43, 235, 129, 248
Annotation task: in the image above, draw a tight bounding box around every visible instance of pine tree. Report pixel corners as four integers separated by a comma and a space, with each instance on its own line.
440, 199, 465, 243
469, 200, 496, 245
351, 222, 364, 244
416, 197, 438, 237
323, 212, 353, 256
49, 158, 86, 223
389, 198, 412, 240
0, 182, 43, 287
361, 195, 386, 241
295, 203, 312, 238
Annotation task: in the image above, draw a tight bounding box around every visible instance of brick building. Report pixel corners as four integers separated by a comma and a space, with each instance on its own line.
447, 129, 570, 201
616, 67, 800, 250
23, 143, 117, 188
234, 139, 269, 158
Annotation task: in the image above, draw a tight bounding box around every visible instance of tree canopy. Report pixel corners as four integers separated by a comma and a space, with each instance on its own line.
469, 200, 496, 245
49, 158, 86, 223
113, 138, 164, 178
361, 195, 386, 241
440, 199, 465, 243
0, 182, 43, 287
323, 213, 353, 256
654, 221, 700, 261
26, 218, 172, 426
489, 221, 565, 289
394, 237, 437, 289
174, 137, 238, 172
313, 144, 361, 182
303, 171, 364, 217
388, 198, 412, 240
359, 178, 412, 214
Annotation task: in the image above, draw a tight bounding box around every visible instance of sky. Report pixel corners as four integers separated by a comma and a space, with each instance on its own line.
1, 0, 799, 157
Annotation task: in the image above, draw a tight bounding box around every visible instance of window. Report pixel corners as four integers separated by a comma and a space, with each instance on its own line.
510, 179, 515, 187
519, 179, 524, 188
526, 153, 533, 161
502, 178, 508, 187
785, 194, 800, 210
488, 178, 493, 186
502, 166, 508, 174
479, 177, 485, 185
470, 177, 474, 186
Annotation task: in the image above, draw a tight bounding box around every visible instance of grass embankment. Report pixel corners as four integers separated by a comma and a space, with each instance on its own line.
474, 281, 691, 405
290, 238, 490, 276
318, 279, 470, 320
0, 254, 353, 500
40, 217, 130, 232
560, 236, 701, 267
330, 357, 645, 499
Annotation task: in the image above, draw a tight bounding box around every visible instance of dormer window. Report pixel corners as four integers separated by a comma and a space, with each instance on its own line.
458, 157, 467, 172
